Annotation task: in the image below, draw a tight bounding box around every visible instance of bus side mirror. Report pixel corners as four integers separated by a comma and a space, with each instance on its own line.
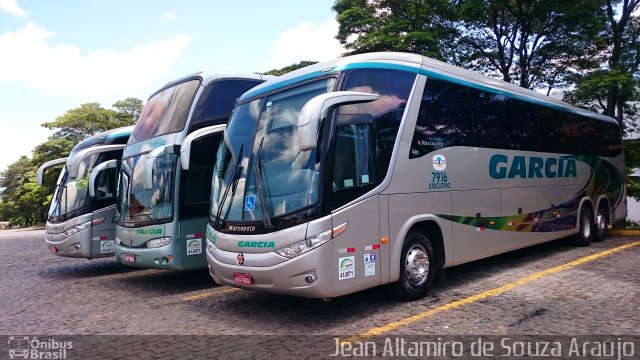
89, 160, 118, 197
179, 124, 226, 170
143, 144, 180, 190
297, 91, 379, 151
36, 158, 68, 186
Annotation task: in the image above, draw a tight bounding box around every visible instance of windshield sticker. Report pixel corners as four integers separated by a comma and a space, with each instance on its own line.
364, 253, 376, 277
245, 195, 256, 211
100, 240, 115, 254
187, 238, 202, 255
338, 256, 355, 280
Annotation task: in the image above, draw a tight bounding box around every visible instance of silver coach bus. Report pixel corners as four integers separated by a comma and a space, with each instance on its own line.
113, 72, 270, 270
204, 52, 625, 300
37, 126, 133, 258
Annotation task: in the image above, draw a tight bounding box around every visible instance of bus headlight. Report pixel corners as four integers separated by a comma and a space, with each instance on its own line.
275, 222, 348, 259
146, 237, 172, 248
63, 220, 92, 237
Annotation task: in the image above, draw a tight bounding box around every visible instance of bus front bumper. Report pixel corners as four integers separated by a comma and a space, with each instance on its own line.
45, 228, 95, 259
206, 242, 339, 299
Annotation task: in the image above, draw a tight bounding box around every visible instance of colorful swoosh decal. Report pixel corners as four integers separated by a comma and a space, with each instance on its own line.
438, 156, 624, 233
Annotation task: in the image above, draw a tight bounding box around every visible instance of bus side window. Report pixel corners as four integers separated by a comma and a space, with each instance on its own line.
410, 78, 474, 158
330, 68, 416, 209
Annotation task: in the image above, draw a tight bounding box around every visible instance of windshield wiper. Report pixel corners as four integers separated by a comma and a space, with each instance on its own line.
215, 144, 243, 229
254, 137, 272, 228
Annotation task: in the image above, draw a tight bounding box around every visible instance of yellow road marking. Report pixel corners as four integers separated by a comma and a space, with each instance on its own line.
345, 240, 640, 342
183, 287, 241, 301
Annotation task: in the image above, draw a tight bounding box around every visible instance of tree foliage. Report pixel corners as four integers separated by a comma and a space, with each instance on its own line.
566, 0, 640, 131
0, 98, 143, 225
263, 61, 319, 76
333, 0, 605, 91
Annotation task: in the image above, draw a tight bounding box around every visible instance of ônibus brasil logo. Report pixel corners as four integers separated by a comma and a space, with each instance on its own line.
8, 336, 73, 359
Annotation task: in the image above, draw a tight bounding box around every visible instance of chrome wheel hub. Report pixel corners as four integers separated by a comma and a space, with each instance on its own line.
582, 212, 591, 238
405, 244, 430, 286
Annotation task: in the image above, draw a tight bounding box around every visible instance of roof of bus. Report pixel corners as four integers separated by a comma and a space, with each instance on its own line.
238, 52, 616, 124
72, 125, 134, 152
150, 71, 274, 100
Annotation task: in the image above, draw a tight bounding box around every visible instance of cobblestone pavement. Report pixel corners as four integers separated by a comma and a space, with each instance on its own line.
0, 228, 638, 358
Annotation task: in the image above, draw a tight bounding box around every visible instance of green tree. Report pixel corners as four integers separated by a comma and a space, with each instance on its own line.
0, 156, 44, 225
333, 0, 605, 91
263, 61, 319, 76
41, 100, 140, 144
113, 97, 144, 121
333, 0, 452, 58
566, 0, 640, 131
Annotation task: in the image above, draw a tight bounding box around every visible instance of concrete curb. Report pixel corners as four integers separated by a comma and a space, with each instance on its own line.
609, 229, 640, 235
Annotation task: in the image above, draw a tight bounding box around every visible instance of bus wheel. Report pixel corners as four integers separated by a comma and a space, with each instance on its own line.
573, 207, 594, 246
392, 231, 436, 300
593, 204, 608, 242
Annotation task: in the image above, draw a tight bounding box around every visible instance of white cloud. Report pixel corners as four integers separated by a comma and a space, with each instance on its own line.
161, 8, 176, 20
0, 21, 191, 97
0, 126, 50, 171
0, 0, 26, 17
267, 18, 345, 70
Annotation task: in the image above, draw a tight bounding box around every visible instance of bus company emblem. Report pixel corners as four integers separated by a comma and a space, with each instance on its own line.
432, 154, 446, 171
236, 253, 245, 265
136, 228, 163, 235
489, 154, 577, 179
238, 241, 275, 248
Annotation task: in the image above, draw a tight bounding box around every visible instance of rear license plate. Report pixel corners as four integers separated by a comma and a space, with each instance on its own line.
124, 253, 135, 263
233, 272, 253, 285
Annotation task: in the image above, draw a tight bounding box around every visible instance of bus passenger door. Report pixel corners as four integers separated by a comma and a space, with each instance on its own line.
179, 128, 223, 269
330, 196, 381, 294
91, 163, 119, 258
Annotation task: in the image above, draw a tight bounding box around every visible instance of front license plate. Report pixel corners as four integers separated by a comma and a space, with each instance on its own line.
233, 272, 253, 285
124, 253, 135, 263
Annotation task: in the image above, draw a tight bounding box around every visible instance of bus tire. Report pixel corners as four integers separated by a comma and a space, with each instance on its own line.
593, 203, 608, 242
572, 207, 594, 246
392, 231, 436, 301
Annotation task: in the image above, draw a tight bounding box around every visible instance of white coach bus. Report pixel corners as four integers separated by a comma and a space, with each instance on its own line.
202, 52, 625, 300
37, 126, 132, 258
112, 72, 270, 270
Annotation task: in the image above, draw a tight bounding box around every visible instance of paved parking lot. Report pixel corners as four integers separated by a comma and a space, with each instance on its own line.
0, 228, 638, 358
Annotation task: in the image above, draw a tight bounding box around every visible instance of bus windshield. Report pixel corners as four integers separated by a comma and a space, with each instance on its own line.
211, 79, 336, 225
129, 80, 201, 144
48, 155, 96, 221
117, 153, 177, 223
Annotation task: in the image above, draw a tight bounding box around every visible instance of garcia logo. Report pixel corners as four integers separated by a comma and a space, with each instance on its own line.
136, 228, 163, 235
489, 154, 577, 179
238, 241, 275, 248
8, 336, 72, 359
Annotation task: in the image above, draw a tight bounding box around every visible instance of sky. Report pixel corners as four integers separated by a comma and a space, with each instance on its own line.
0, 0, 345, 172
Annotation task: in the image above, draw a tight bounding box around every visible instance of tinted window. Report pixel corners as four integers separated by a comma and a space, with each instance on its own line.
469, 90, 514, 150
330, 68, 416, 209
508, 99, 543, 151
190, 79, 264, 130
410, 79, 474, 158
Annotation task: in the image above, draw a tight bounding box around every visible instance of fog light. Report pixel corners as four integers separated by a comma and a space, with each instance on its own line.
167, 255, 174, 262
73, 243, 81, 250
304, 274, 316, 284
